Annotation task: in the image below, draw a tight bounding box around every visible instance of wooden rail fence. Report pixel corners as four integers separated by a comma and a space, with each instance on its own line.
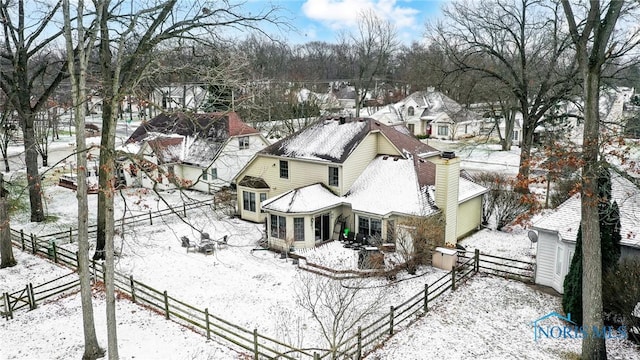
3, 231, 531, 359
457, 249, 534, 283
27, 198, 216, 243
4, 229, 312, 359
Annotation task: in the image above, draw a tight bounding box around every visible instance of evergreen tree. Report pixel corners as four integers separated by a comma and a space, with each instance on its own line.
562, 168, 622, 325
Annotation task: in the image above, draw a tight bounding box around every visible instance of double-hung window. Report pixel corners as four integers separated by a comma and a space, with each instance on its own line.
328, 166, 339, 187
280, 160, 289, 179
243, 191, 256, 212
239, 136, 249, 149
270, 215, 286, 239
294, 218, 305, 242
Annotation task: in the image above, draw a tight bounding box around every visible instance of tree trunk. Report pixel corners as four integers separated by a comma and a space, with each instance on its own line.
63, 1, 104, 358
0, 173, 16, 268
581, 63, 607, 360
41, 154, 48, 167
22, 123, 45, 222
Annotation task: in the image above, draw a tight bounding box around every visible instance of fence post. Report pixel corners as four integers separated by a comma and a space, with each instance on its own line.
474, 249, 480, 272
20, 230, 24, 250
3, 292, 12, 320
149, 210, 153, 225
389, 305, 395, 335
30, 233, 36, 254
205, 308, 211, 340
452, 267, 456, 291
91, 259, 96, 284
253, 329, 259, 360
163, 291, 169, 319
75, 252, 80, 269
356, 326, 362, 360
424, 283, 429, 312
69, 228, 73, 244
129, 276, 136, 303
52, 241, 58, 263
28, 283, 36, 310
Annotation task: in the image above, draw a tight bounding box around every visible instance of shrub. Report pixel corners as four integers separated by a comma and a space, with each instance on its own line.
603, 258, 640, 343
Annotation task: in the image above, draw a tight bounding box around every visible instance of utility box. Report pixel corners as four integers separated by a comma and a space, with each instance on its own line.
432, 247, 458, 271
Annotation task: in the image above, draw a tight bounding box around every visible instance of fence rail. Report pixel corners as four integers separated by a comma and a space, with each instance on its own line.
457, 249, 534, 283
317, 253, 479, 360
5, 229, 311, 359
26, 198, 215, 243
4, 229, 531, 360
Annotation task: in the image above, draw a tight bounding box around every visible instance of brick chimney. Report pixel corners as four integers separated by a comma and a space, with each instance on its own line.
432, 152, 460, 246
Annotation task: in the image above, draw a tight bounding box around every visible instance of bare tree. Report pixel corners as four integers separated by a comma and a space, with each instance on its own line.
395, 214, 445, 275
561, 1, 628, 358
341, 9, 398, 117
431, 0, 580, 190
295, 272, 387, 359
0, 96, 17, 172
0, 0, 69, 221
93, 0, 285, 261
63, 0, 105, 359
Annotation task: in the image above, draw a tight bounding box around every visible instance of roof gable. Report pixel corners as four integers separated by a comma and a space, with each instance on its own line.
126, 111, 257, 144
260, 117, 439, 164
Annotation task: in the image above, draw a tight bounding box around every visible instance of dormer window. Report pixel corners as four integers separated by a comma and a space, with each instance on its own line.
407, 106, 415, 116
238, 136, 249, 150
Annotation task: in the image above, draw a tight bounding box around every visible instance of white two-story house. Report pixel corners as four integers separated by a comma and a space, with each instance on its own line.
119, 111, 269, 193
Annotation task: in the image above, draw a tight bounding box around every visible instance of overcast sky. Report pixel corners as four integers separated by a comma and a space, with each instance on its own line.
246, 0, 446, 44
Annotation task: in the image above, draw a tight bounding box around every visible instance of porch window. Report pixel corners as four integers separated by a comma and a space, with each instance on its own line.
270, 215, 286, 239
294, 218, 305, 242
328, 166, 339, 187
243, 191, 256, 212
437, 125, 448, 136
260, 193, 267, 213
314, 213, 330, 241
358, 216, 382, 238
280, 160, 289, 179
239, 136, 250, 150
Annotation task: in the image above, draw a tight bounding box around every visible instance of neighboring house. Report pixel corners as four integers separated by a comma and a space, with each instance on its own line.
148, 84, 208, 116
478, 114, 524, 146
532, 171, 640, 294
118, 111, 269, 193
370, 89, 482, 140
233, 116, 488, 251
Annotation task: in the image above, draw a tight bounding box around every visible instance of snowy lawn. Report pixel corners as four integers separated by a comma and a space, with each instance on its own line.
1, 136, 639, 359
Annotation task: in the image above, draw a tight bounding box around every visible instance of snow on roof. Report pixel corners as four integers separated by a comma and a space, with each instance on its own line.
533, 171, 640, 248
533, 194, 581, 242
346, 156, 435, 216
280, 120, 367, 159
262, 183, 343, 213
459, 177, 489, 203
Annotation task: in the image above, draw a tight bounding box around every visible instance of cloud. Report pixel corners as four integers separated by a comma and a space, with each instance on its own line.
301, 0, 420, 31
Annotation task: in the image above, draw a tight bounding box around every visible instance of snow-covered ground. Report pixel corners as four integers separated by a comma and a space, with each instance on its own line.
1, 127, 639, 359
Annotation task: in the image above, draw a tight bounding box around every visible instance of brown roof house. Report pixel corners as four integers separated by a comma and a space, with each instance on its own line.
119, 111, 269, 193
233, 116, 487, 251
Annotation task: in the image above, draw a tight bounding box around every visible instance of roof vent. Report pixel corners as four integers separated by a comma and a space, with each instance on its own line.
441, 151, 456, 159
